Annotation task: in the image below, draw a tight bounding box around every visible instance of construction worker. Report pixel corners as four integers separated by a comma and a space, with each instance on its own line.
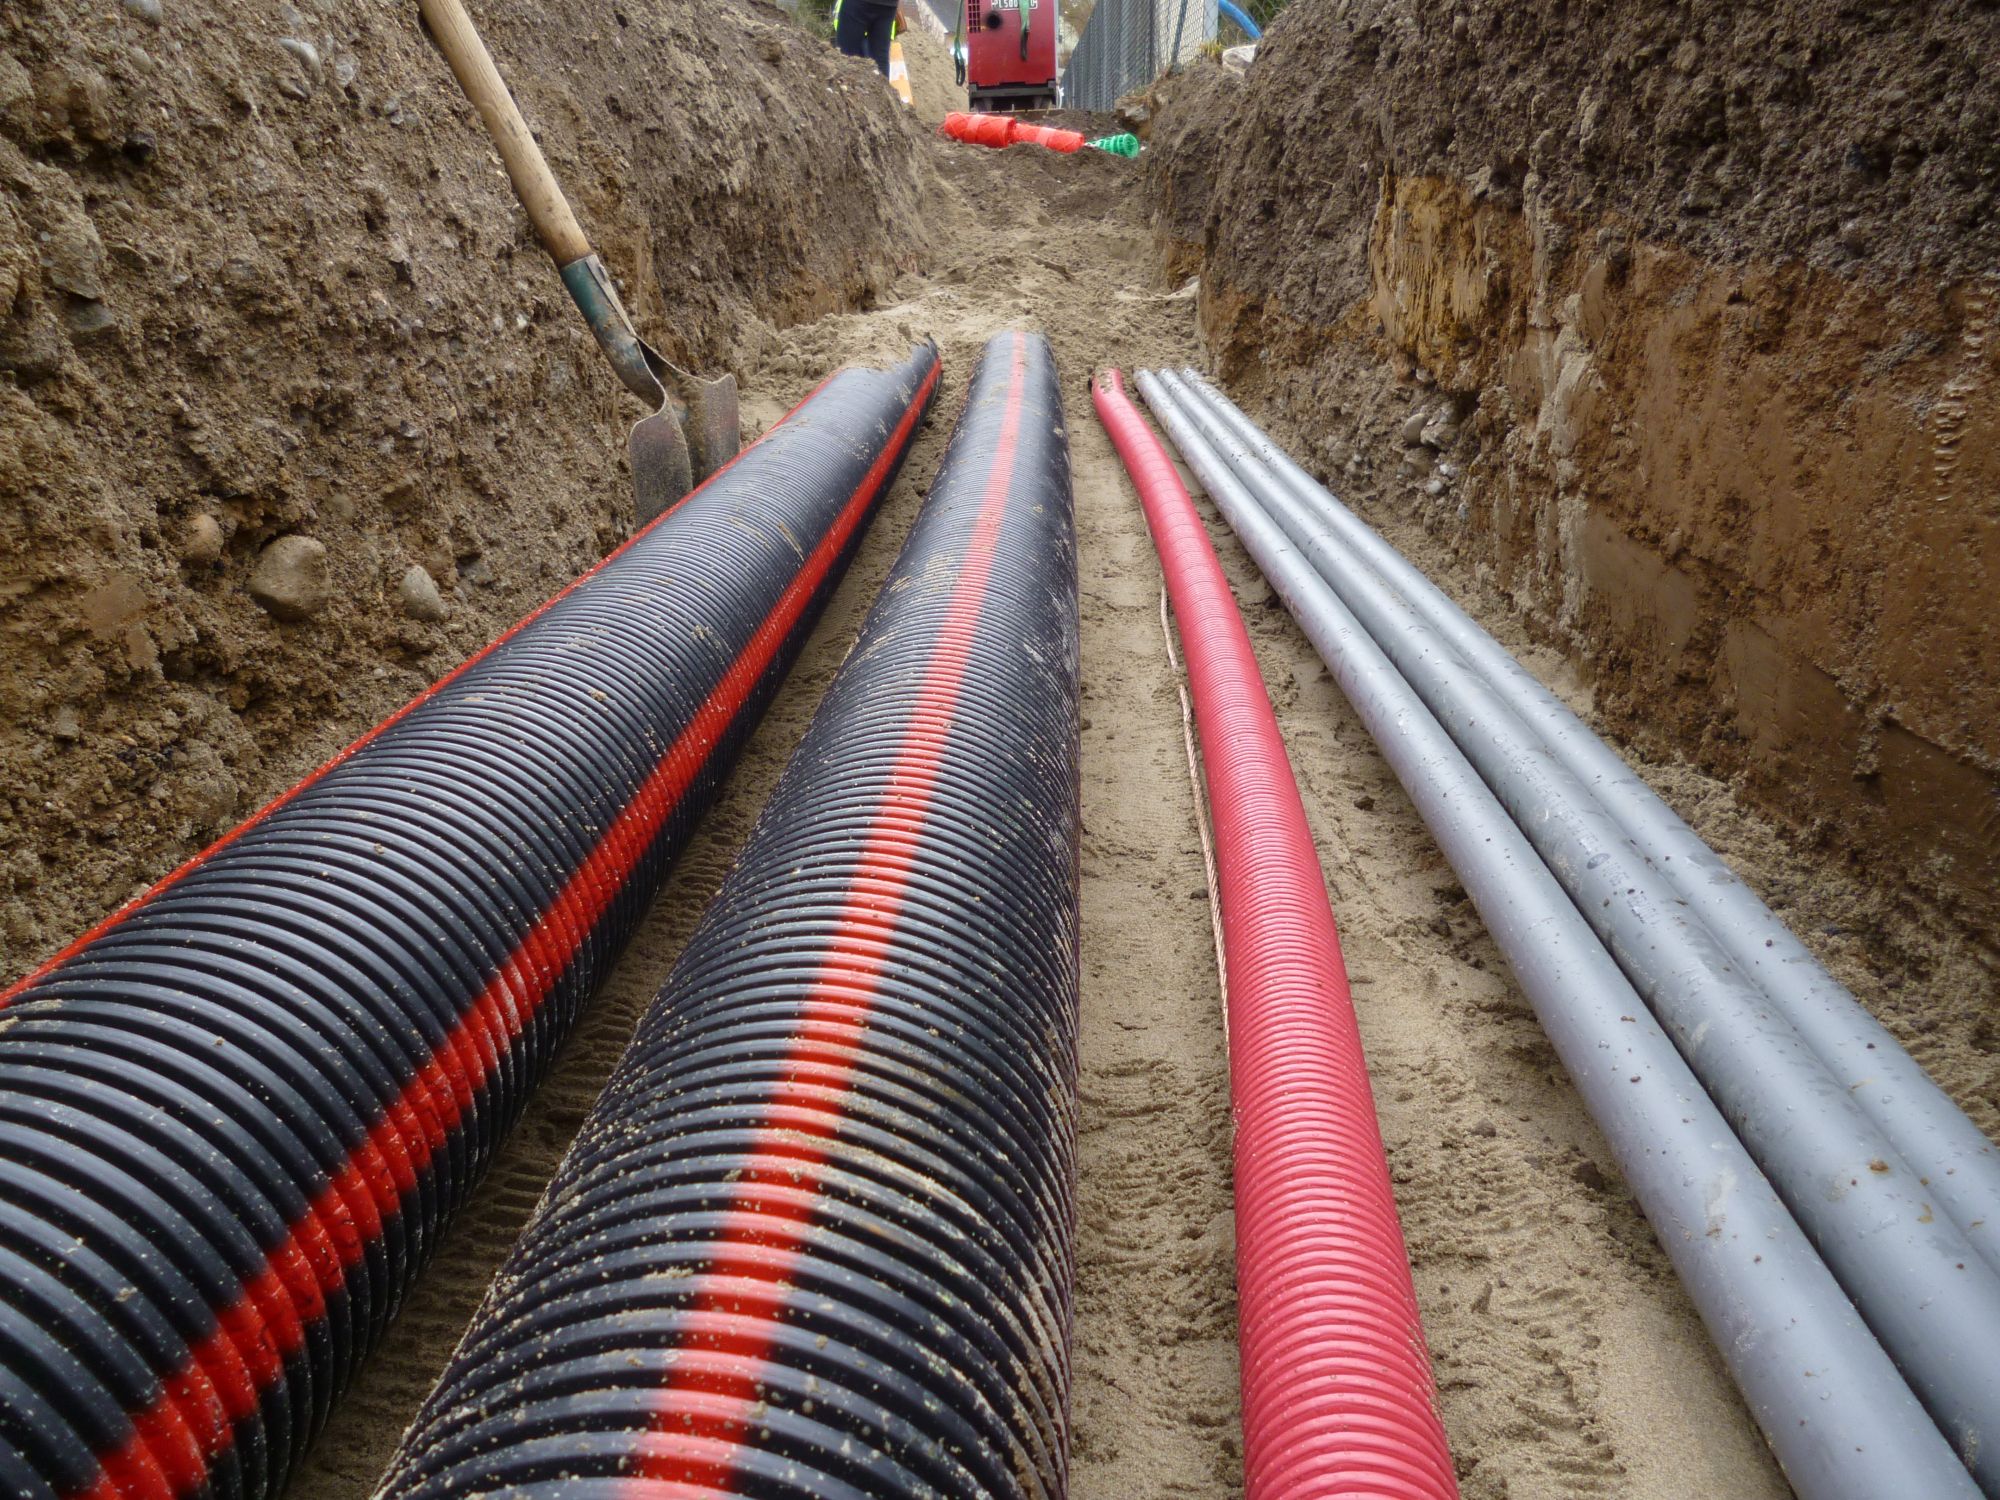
833, 0, 903, 79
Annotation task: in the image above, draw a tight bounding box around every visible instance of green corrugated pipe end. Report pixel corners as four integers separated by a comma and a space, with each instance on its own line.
1088, 133, 1141, 158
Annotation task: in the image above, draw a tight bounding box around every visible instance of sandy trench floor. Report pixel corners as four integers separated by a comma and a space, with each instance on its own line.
288, 120, 2000, 1500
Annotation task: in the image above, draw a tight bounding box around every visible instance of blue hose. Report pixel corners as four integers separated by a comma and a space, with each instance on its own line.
1218, 0, 1261, 38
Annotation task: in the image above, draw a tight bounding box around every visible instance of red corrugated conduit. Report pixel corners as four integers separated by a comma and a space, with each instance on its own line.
940, 111, 1084, 152
1094, 368, 1458, 1500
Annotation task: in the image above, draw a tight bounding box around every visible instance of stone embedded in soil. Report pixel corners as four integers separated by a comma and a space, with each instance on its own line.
274, 38, 320, 102
121, 0, 163, 21
397, 563, 448, 622
1572, 1158, 1613, 1193
39, 203, 107, 300
178, 741, 239, 828
31, 63, 120, 146
0, 305, 65, 381
180, 513, 224, 566
64, 297, 116, 338
247, 534, 329, 621
279, 38, 321, 76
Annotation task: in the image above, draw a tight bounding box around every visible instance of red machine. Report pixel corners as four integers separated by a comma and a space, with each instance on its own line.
958, 0, 1058, 111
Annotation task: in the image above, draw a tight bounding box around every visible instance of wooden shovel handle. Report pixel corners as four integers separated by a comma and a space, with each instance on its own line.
417, 0, 592, 265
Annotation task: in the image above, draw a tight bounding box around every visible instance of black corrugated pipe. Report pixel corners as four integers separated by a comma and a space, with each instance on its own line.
0, 343, 941, 1500
374, 328, 1081, 1500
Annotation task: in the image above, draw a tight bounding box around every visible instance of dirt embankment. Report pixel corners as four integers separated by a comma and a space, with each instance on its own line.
1144, 0, 2000, 944
0, 0, 939, 977
899, 20, 968, 123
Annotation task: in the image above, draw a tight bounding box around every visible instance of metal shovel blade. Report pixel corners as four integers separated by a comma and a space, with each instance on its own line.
629, 372, 739, 526
679, 371, 741, 484
630, 404, 694, 527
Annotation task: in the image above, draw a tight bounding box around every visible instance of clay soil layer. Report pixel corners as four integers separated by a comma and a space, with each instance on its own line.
1146, 0, 2000, 945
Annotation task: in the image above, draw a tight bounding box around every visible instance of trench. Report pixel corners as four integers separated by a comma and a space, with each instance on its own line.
7, 15, 1992, 1498
267, 124, 1919, 1500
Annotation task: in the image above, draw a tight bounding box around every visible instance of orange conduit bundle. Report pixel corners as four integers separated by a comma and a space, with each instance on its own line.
941, 110, 1084, 152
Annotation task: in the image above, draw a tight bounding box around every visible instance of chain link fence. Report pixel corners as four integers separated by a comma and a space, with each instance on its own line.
1060, 0, 1283, 109
1060, 0, 1211, 110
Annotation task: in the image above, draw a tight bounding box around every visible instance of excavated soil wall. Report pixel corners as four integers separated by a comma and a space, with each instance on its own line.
0, 0, 939, 976
1145, 0, 2000, 942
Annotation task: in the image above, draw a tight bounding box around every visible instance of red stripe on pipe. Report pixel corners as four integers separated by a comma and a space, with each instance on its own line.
1093, 369, 1458, 1500
75, 1438, 171, 1500
627, 333, 1029, 1495
62, 359, 939, 1500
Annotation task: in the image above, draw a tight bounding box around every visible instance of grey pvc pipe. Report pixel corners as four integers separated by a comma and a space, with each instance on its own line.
1135, 369, 1978, 1500
1155, 372, 2000, 1484
1177, 369, 2000, 1276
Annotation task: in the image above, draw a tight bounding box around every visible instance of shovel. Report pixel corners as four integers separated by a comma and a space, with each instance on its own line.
417, 0, 739, 523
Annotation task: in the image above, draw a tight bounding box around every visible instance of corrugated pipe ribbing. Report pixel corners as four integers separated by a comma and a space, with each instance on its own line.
0, 343, 941, 1500
375, 329, 1081, 1499
1092, 369, 1457, 1500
